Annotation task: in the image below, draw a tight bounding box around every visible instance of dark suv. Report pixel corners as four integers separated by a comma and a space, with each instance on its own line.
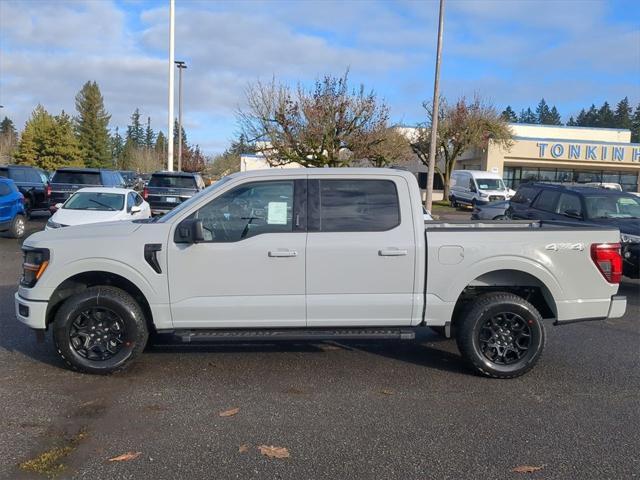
143, 171, 205, 215
49, 168, 125, 210
0, 164, 50, 217
508, 183, 640, 278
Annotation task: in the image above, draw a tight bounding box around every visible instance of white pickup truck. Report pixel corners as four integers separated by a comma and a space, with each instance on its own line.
15, 169, 627, 378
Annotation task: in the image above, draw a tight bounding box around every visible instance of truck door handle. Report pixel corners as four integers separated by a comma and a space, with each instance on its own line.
268, 249, 298, 258
379, 248, 408, 256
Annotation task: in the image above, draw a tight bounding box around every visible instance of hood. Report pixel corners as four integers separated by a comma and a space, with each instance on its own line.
584, 217, 640, 236
51, 208, 124, 226
478, 189, 508, 197
27, 220, 142, 244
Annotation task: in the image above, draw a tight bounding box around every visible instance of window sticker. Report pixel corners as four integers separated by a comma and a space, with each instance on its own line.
267, 202, 288, 225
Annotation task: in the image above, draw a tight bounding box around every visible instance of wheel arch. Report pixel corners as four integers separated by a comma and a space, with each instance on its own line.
45, 271, 155, 333
450, 269, 558, 331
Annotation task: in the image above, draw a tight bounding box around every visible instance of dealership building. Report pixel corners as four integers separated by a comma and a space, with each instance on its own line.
454, 123, 640, 192
240, 123, 640, 193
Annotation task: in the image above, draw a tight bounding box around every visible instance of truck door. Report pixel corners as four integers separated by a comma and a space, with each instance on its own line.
167, 178, 307, 328
305, 176, 416, 326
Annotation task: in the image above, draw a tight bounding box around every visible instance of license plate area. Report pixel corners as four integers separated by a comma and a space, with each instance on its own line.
165, 197, 178, 203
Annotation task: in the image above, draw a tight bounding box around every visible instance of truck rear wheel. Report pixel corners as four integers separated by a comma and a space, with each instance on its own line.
456, 292, 545, 379
52, 286, 148, 374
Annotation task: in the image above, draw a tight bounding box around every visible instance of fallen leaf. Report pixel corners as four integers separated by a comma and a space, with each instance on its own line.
238, 444, 249, 453
380, 389, 394, 395
108, 452, 142, 462
512, 465, 545, 473
219, 407, 240, 417
258, 445, 290, 459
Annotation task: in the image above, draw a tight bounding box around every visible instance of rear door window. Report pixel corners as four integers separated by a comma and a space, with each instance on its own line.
556, 193, 582, 216
149, 175, 197, 189
0, 183, 11, 196
317, 179, 400, 232
52, 171, 101, 185
10, 169, 27, 182
532, 190, 560, 212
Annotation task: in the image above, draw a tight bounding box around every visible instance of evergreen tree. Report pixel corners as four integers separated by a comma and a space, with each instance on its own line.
110, 126, 124, 167
144, 117, 155, 149
566, 116, 577, 126
0, 116, 18, 159
16, 106, 82, 170
126, 108, 144, 147
583, 104, 599, 127
155, 131, 167, 155
575, 109, 588, 126
596, 101, 614, 128
227, 133, 257, 156
173, 119, 187, 147
631, 103, 640, 143
518, 107, 537, 124
548, 106, 563, 125
500, 106, 518, 122
75, 80, 111, 167
535, 98, 552, 124
613, 97, 632, 130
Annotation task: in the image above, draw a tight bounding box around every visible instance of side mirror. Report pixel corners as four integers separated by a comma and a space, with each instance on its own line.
175, 218, 205, 244
55, 203, 63, 210
130, 205, 142, 214
563, 209, 582, 219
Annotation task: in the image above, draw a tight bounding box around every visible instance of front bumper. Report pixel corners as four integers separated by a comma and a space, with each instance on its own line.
14, 293, 48, 329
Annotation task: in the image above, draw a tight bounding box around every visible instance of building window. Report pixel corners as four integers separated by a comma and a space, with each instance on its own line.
504, 166, 638, 192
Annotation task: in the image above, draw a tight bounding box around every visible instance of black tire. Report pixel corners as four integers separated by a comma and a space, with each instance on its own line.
24, 197, 33, 220
52, 286, 148, 374
492, 215, 506, 221
9, 215, 26, 238
456, 292, 545, 379
450, 196, 458, 208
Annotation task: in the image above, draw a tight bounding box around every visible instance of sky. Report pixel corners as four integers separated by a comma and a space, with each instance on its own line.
1, 0, 639, 155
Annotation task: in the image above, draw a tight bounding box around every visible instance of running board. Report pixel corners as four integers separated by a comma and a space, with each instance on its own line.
173, 328, 416, 343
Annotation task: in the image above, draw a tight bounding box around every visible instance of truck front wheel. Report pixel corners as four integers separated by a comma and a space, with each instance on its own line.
456, 293, 545, 379
52, 286, 148, 374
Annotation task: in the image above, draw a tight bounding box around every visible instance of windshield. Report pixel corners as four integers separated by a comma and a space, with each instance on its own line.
584, 194, 640, 219
64, 192, 124, 211
476, 178, 505, 191
149, 175, 197, 189
157, 176, 232, 223
52, 171, 101, 185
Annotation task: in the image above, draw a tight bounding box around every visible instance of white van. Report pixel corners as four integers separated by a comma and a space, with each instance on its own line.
449, 170, 515, 207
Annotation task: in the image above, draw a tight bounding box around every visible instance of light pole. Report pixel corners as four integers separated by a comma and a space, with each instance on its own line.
167, 0, 175, 171
175, 60, 187, 172
425, 0, 445, 211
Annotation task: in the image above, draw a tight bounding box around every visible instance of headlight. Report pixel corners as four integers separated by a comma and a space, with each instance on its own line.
46, 219, 61, 229
621, 233, 640, 244
479, 192, 489, 198
21, 247, 50, 288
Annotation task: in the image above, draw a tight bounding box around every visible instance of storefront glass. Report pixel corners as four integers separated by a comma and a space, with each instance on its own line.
503, 166, 639, 192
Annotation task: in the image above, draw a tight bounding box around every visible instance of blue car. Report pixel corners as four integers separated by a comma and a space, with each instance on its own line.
0, 178, 26, 238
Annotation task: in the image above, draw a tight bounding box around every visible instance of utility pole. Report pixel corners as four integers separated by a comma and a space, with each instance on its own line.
167, 0, 175, 171
425, 0, 445, 211
175, 60, 187, 171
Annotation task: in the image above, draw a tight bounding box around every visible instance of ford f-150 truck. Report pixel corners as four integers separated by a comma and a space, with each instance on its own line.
15, 169, 627, 378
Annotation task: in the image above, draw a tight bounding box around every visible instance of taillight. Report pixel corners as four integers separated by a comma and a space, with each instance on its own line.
590, 243, 622, 284
45, 184, 51, 198
143, 187, 148, 200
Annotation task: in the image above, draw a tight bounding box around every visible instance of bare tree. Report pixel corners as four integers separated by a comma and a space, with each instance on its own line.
411, 95, 513, 200
238, 72, 397, 167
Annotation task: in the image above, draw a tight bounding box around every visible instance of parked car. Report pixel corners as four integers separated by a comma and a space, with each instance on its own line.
508, 183, 640, 278
118, 170, 138, 188
15, 169, 626, 377
471, 200, 510, 220
449, 170, 515, 208
143, 171, 205, 215
0, 164, 50, 218
48, 168, 125, 211
0, 178, 26, 238
46, 187, 151, 230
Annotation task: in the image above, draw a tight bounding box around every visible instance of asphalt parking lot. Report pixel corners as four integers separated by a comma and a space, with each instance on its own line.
1, 217, 638, 479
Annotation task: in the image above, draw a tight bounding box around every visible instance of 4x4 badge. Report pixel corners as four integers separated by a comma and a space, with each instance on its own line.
545, 243, 584, 251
